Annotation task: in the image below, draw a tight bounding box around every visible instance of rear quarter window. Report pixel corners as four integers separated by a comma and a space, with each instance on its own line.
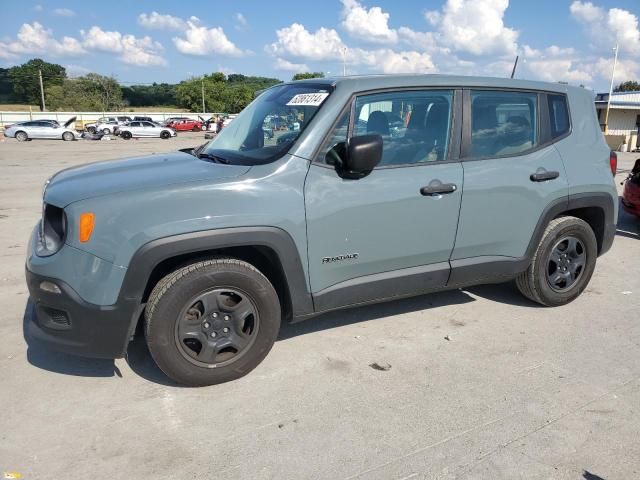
548, 94, 570, 138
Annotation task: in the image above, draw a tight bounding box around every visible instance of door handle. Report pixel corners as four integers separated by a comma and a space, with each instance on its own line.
530, 170, 560, 182
420, 183, 457, 196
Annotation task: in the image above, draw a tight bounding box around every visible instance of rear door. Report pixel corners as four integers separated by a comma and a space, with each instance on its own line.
305, 88, 464, 310
450, 89, 569, 280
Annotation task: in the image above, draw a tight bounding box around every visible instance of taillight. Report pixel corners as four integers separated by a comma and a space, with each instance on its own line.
609, 151, 617, 176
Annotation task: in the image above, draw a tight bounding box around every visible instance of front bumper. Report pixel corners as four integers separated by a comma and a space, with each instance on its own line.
622, 181, 640, 218
25, 268, 142, 359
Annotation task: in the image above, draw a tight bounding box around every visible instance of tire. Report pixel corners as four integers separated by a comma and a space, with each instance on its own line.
121, 131, 132, 140
62, 132, 74, 141
160, 130, 171, 139
145, 258, 281, 386
516, 216, 597, 306
192, 126, 201, 132
15, 131, 28, 142
87, 126, 96, 134
102, 128, 111, 135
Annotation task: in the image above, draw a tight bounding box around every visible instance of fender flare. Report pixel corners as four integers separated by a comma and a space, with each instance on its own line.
117, 226, 314, 318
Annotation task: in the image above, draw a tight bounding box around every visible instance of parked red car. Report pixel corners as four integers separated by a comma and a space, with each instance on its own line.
622, 158, 640, 218
167, 118, 203, 132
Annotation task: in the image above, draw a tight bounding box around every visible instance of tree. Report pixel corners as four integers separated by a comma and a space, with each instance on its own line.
175, 72, 281, 113
45, 74, 123, 111
8, 58, 66, 110
292, 72, 325, 81
614, 81, 640, 92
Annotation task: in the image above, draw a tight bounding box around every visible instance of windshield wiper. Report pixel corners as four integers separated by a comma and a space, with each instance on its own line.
197, 152, 230, 164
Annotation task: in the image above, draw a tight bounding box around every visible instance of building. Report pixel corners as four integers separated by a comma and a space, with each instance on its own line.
595, 91, 640, 151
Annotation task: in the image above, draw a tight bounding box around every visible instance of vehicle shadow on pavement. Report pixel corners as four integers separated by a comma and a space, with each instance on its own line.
617, 199, 639, 240
280, 288, 479, 340
22, 300, 120, 378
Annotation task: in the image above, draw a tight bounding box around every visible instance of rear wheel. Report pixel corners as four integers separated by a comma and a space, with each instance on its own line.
145, 258, 281, 386
160, 130, 171, 139
192, 126, 201, 132
102, 128, 111, 135
15, 131, 28, 142
121, 131, 132, 140
516, 216, 597, 306
62, 132, 74, 141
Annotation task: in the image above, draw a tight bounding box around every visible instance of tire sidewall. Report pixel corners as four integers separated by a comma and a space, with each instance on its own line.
532, 218, 597, 306
146, 265, 281, 386
63, 132, 73, 141
16, 131, 27, 142
122, 131, 132, 140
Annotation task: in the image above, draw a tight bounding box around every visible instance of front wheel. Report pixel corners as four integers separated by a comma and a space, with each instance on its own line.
145, 258, 281, 386
121, 131, 132, 140
62, 132, 74, 141
516, 216, 597, 306
160, 130, 171, 139
15, 131, 28, 142
102, 128, 111, 135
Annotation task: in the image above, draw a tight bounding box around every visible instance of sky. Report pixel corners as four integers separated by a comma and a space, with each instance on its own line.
0, 0, 639, 92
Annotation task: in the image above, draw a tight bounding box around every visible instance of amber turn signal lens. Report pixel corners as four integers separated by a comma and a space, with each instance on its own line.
79, 212, 95, 243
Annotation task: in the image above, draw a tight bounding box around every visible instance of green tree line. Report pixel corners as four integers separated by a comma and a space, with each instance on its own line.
0, 58, 325, 113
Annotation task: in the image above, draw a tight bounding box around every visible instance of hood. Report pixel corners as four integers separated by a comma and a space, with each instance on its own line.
64, 116, 77, 128
45, 151, 251, 207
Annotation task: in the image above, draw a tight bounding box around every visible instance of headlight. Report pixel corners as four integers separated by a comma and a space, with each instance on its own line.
36, 204, 66, 257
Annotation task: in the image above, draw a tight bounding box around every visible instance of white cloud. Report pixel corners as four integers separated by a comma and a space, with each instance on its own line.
80, 26, 166, 66
364, 49, 436, 73
138, 11, 194, 31
53, 8, 75, 17
173, 20, 245, 56
33, 4, 43, 12
235, 13, 247, 29
340, 0, 397, 44
570, 1, 640, 54
0, 22, 85, 59
521, 45, 593, 83
64, 64, 92, 77
425, 0, 518, 56
268, 23, 345, 61
274, 57, 309, 72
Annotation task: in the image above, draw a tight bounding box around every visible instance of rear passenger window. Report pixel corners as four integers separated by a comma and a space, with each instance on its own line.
354, 90, 453, 166
470, 91, 538, 157
548, 94, 570, 138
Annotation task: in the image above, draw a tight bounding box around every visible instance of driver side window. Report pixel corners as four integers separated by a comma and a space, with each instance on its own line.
354, 90, 453, 166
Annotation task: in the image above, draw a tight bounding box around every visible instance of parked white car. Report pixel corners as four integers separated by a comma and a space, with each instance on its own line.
3, 117, 80, 142
85, 116, 132, 134
118, 121, 177, 139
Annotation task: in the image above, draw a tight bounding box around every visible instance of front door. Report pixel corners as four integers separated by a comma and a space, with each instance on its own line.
305, 89, 463, 311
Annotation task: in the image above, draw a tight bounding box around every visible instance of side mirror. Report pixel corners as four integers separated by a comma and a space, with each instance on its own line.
327, 134, 383, 179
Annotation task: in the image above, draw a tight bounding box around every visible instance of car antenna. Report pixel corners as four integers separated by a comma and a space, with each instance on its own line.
510, 55, 519, 79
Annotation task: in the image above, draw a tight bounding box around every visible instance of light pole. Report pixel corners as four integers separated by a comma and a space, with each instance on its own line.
201, 77, 206, 114
341, 47, 347, 76
604, 43, 619, 134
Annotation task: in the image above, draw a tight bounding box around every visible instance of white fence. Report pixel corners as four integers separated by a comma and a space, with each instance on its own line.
0, 111, 224, 128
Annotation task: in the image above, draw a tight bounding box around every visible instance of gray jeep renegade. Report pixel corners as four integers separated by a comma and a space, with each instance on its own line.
26, 75, 618, 386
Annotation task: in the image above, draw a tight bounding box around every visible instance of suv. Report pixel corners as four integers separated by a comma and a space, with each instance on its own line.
26, 75, 617, 386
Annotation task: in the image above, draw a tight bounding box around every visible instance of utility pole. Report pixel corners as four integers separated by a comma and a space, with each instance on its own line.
604, 43, 619, 134
38, 69, 46, 111
201, 77, 206, 114
341, 47, 347, 76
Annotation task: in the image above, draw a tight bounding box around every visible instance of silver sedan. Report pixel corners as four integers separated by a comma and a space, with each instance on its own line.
4, 117, 81, 142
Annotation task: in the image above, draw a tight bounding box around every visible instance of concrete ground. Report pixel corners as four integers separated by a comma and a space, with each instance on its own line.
0, 134, 638, 480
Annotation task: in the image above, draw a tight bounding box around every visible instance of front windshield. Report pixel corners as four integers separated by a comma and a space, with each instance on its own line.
202, 83, 332, 165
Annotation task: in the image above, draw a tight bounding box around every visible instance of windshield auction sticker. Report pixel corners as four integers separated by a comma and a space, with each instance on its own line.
286, 93, 329, 107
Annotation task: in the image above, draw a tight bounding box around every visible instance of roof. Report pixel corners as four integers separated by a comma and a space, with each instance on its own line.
289, 74, 577, 94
